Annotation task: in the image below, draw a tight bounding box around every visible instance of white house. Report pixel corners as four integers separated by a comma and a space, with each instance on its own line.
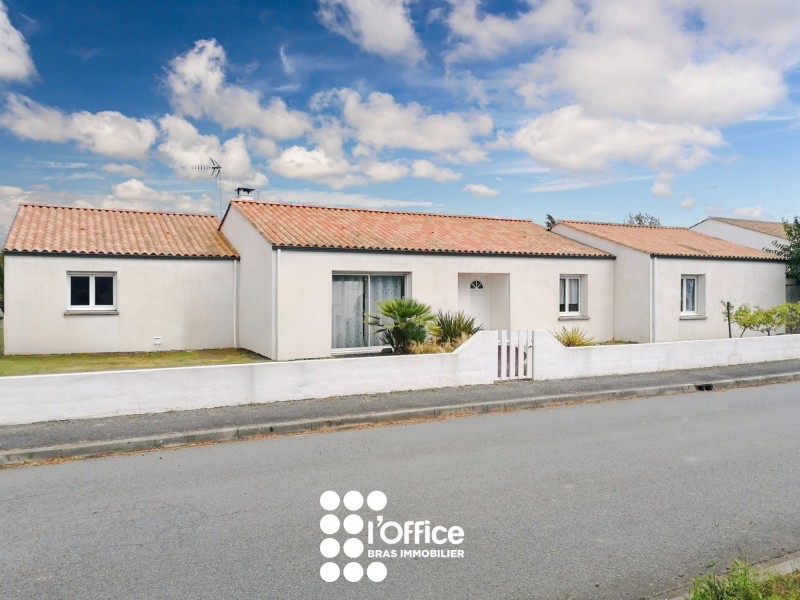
2, 204, 239, 355
552, 221, 786, 343
2, 202, 788, 359
220, 201, 616, 361
691, 217, 787, 252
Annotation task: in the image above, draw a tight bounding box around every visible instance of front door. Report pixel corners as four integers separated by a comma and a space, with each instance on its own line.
469, 279, 489, 329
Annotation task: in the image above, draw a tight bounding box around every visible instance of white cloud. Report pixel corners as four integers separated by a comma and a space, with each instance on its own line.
527, 174, 651, 193
680, 197, 696, 209
317, 0, 424, 64
411, 159, 462, 182
0, 1, 36, 81
167, 39, 311, 139
445, 0, 579, 62
0, 93, 157, 159
270, 145, 365, 189
263, 187, 435, 210
651, 172, 674, 197
157, 114, 268, 187
732, 205, 765, 218
511, 105, 724, 172
101, 163, 144, 177
507, 0, 797, 126
463, 183, 499, 197
110, 178, 214, 213
364, 161, 409, 182
335, 88, 493, 153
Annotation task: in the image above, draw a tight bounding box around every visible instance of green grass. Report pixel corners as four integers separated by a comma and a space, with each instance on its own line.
0, 319, 270, 377
689, 561, 800, 600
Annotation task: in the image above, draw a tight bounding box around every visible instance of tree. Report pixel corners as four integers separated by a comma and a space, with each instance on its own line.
624, 212, 661, 226
772, 217, 800, 281
544, 214, 556, 230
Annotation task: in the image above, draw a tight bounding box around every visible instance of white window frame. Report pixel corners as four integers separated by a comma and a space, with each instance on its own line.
680, 274, 705, 316
331, 272, 408, 353
559, 275, 585, 317
66, 272, 117, 313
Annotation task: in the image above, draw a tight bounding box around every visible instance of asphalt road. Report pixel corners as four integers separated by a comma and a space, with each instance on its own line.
1, 382, 799, 600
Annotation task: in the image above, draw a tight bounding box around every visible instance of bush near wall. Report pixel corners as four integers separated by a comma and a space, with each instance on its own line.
722, 301, 800, 337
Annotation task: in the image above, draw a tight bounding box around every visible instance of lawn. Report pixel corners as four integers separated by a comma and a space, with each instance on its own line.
0, 319, 270, 377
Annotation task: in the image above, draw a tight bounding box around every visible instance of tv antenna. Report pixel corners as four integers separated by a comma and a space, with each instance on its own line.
190, 157, 223, 218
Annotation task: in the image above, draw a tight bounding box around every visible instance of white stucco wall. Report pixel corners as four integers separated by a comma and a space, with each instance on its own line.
553, 224, 787, 343
530, 329, 800, 380
653, 258, 786, 341
220, 207, 274, 358
691, 219, 784, 252
274, 250, 616, 360
3, 254, 236, 355
0, 331, 497, 425
552, 224, 650, 342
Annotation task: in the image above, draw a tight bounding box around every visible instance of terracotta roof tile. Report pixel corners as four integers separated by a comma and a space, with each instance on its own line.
229, 201, 612, 257
558, 221, 782, 261
706, 217, 788, 239
3, 204, 238, 259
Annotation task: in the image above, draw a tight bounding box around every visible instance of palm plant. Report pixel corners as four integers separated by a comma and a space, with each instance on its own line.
430, 309, 481, 345
367, 297, 435, 354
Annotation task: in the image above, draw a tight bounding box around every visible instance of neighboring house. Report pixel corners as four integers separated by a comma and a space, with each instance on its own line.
552, 221, 786, 343
2, 204, 239, 355
690, 217, 787, 252
220, 201, 615, 361
691, 217, 797, 302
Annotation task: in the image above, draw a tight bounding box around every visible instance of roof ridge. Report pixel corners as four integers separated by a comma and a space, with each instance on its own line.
712, 216, 782, 224
559, 219, 686, 230
231, 199, 536, 224
18, 203, 219, 220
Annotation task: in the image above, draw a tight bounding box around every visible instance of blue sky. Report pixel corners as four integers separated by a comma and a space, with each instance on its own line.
1, 0, 799, 240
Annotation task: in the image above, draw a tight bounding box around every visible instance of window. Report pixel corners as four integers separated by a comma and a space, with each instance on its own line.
68, 273, 116, 311
559, 275, 584, 315
681, 275, 702, 315
332, 274, 406, 349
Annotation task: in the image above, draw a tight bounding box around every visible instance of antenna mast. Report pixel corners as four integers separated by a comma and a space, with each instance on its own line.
190, 157, 223, 218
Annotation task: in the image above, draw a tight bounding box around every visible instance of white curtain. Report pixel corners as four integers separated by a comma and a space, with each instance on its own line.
369, 276, 405, 346
332, 275, 367, 348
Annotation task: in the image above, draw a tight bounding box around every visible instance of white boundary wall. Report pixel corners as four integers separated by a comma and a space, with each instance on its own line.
0, 332, 497, 426
529, 330, 800, 380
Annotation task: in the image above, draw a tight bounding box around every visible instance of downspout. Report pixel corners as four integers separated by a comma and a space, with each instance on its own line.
233, 259, 239, 348
650, 256, 657, 343
272, 248, 281, 360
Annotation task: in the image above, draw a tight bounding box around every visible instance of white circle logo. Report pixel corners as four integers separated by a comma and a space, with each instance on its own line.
343, 537, 364, 559
320, 562, 340, 583
319, 490, 340, 511
343, 490, 364, 511
367, 490, 387, 511
320, 514, 340, 535
343, 562, 364, 582
367, 561, 387, 582
319, 537, 340, 559
343, 514, 364, 535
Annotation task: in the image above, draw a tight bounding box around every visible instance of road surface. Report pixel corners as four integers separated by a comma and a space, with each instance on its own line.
2, 382, 799, 599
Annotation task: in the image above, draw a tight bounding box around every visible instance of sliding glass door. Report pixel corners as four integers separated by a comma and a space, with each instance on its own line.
332, 274, 406, 350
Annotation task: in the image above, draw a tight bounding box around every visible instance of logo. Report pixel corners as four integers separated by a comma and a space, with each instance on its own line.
318, 490, 464, 583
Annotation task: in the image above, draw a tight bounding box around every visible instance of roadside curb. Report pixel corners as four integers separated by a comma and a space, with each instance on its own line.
650, 549, 800, 600
1, 371, 799, 468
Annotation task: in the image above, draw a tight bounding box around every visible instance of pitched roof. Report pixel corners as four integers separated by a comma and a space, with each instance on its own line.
557, 221, 783, 261
704, 217, 787, 239
228, 201, 612, 257
3, 204, 238, 259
